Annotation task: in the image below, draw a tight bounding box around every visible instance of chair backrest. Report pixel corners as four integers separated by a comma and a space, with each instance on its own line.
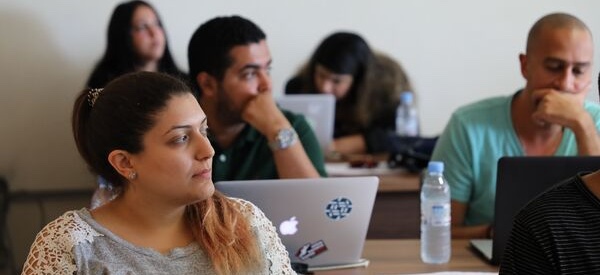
0, 176, 15, 274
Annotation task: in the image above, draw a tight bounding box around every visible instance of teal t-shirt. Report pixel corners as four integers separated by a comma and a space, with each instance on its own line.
431, 92, 600, 226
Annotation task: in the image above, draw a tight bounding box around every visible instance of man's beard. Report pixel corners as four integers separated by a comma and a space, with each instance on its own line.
215, 86, 245, 126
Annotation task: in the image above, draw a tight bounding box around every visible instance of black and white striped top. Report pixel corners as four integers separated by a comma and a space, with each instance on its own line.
500, 174, 600, 274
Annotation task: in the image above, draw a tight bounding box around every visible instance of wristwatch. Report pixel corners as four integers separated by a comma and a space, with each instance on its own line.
269, 128, 298, 150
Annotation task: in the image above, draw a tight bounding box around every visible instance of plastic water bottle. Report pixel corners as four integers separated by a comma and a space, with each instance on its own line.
396, 91, 419, 137
90, 176, 115, 209
420, 161, 451, 264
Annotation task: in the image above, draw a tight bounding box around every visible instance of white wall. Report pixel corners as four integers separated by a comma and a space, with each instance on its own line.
2, 0, 600, 189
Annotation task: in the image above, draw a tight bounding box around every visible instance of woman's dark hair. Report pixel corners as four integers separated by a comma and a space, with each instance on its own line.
307, 32, 373, 96
86, 0, 183, 88
74, 71, 189, 186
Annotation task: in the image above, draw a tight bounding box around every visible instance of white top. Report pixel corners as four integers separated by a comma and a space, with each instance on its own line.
21, 198, 296, 274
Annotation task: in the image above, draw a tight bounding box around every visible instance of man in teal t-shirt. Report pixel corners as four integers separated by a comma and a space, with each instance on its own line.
431, 13, 600, 239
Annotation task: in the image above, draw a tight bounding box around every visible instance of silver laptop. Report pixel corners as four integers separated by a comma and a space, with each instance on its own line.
277, 94, 335, 153
470, 156, 600, 265
215, 176, 378, 269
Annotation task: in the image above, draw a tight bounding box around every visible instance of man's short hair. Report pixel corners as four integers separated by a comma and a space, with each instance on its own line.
526, 13, 591, 53
188, 15, 266, 96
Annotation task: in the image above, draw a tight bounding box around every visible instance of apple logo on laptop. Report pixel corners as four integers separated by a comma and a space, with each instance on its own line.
279, 216, 298, 235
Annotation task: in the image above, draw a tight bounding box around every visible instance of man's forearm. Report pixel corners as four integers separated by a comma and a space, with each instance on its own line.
573, 114, 600, 155
451, 224, 492, 239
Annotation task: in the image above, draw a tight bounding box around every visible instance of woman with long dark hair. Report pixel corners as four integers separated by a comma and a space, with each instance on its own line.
87, 1, 184, 88
287, 32, 414, 155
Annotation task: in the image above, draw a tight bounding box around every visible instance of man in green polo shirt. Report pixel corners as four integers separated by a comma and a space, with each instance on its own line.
188, 15, 327, 181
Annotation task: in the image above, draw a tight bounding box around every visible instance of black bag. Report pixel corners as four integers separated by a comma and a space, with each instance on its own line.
387, 136, 438, 173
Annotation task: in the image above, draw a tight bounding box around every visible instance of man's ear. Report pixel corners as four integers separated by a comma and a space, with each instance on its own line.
197, 72, 218, 98
107, 149, 135, 180
519, 53, 528, 80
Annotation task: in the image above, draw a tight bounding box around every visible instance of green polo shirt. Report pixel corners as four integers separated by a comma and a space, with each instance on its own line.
211, 110, 327, 181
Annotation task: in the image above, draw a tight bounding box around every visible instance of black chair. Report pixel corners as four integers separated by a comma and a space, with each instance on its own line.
0, 176, 15, 274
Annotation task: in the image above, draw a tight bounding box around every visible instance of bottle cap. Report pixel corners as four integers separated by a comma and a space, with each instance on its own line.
428, 161, 444, 173
400, 91, 413, 104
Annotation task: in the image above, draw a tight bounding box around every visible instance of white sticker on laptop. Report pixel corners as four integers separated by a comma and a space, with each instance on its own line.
325, 197, 352, 220
296, 240, 328, 260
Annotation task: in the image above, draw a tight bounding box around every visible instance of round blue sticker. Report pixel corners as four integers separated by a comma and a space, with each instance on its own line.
325, 197, 353, 220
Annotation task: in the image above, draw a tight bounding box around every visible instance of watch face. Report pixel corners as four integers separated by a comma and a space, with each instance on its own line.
279, 128, 294, 144
272, 128, 298, 150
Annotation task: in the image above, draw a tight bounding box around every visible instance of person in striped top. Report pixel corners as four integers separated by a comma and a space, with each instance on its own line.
500, 170, 600, 273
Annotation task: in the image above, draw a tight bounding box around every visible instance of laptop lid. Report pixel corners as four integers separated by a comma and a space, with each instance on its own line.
277, 94, 335, 153
477, 156, 600, 265
215, 176, 378, 268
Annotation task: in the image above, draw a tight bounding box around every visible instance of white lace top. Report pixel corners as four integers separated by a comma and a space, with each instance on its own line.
21, 198, 296, 275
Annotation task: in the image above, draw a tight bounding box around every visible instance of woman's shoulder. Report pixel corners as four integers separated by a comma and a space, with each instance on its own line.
36, 209, 103, 247
227, 197, 274, 228
369, 51, 412, 96
226, 198, 294, 273
228, 197, 260, 216
22, 209, 103, 274
373, 52, 400, 69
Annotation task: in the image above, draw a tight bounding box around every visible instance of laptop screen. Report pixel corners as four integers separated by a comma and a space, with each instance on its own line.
276, 94, 335, 153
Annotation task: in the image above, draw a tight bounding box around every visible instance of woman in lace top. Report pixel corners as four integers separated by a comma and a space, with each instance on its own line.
22, 72, 295, 274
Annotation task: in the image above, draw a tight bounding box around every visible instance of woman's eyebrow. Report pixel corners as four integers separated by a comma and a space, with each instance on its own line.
163, 117, 207, 135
